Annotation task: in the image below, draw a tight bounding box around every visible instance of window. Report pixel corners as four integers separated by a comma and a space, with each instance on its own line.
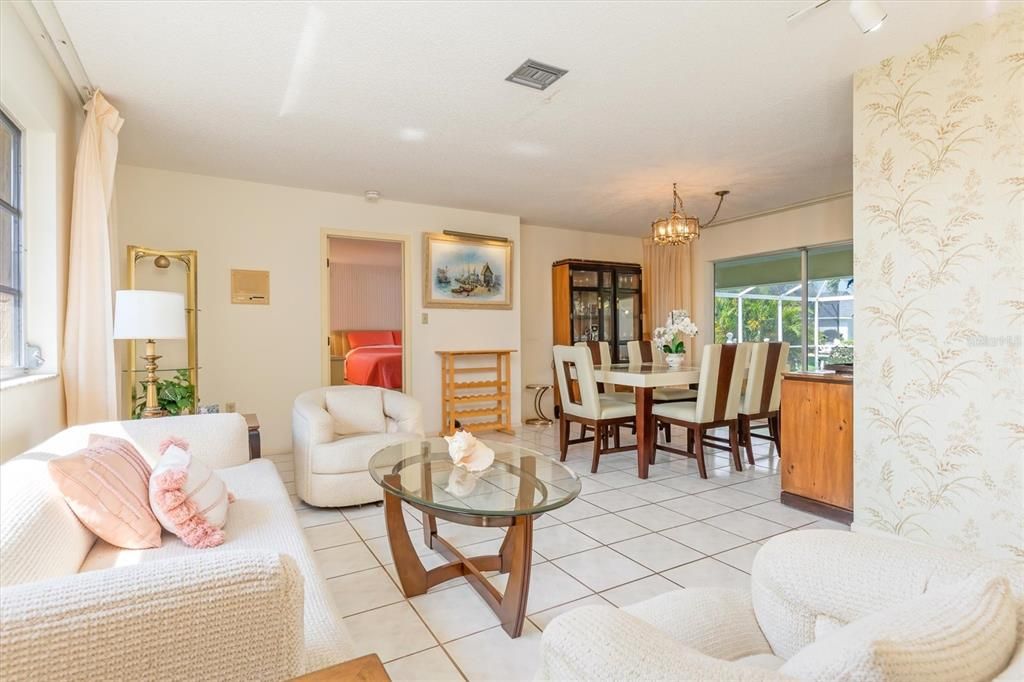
713, 243, 853, 370
0, 110, 23, 373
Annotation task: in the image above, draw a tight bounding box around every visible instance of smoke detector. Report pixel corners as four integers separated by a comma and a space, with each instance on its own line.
505, 59, 568, 91
364, 190, 381, 202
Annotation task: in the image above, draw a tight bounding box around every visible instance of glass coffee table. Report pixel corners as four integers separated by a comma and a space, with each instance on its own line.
368, 438, 581, 638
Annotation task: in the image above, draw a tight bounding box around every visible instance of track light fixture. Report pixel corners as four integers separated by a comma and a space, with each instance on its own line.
786, 0, 887, 34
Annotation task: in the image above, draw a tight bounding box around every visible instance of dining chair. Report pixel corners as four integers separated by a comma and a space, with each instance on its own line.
553, 345, 636, 473
737, 341, 788, 465
574, 340, 633, 443
652, 343, 752, 478
626, 340, 697, 403
626, 339, 696, 443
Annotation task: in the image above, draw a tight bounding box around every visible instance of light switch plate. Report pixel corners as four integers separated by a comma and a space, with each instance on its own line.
421, 313, 429, 324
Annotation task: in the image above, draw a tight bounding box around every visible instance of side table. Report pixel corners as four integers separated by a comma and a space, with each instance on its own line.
243, 413, 261, 459
290, 654, 390, 681
524, 383, 552, 425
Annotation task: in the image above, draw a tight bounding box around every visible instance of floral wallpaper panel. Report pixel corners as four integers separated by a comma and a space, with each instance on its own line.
853, 9, 1024, 561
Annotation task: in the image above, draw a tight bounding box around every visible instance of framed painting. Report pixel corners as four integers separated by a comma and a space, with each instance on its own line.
423, 232, 513, 309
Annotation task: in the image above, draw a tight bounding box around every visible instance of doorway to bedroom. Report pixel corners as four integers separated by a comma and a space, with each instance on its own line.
323, 234, 407, 392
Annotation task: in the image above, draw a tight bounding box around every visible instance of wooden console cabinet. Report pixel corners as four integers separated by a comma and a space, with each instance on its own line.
779, 372, 853, 523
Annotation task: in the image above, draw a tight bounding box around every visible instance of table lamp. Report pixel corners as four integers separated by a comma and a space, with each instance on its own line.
114, 289, 187, 418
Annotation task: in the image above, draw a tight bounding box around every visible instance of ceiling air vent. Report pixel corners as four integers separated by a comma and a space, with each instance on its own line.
505, 59, 568, 91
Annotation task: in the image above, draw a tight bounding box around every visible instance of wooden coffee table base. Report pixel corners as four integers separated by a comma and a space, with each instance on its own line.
382, 473, 534, 638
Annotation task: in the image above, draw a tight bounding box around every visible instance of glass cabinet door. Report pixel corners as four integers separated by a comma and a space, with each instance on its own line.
571, 270, 599, 288
616, 291, 641, 359
600, 272, 613, 347
572, 290, 601, 342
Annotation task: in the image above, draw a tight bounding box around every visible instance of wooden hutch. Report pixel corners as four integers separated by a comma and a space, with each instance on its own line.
551, 259, 643, 363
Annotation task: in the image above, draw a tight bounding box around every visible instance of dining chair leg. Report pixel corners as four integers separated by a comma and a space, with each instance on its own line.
590, 426, 602, 474
613, 425, 621, 448
686, 427, 694, 455
664, 423, 672, 443
580, 424, 588, 440
694, 426, 708, 479
649, 420, 658, 465
729, 422, 742, 471
742, 416, 756, 466
558, 417, 569, 461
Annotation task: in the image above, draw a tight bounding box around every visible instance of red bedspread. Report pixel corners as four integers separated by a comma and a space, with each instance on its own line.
345, 345, 402, 389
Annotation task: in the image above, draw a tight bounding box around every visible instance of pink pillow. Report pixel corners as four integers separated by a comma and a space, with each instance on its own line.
347, 330, 394, 349
392, 330, 402, 345
149, 437, 233, 549
48, 435, 162, 549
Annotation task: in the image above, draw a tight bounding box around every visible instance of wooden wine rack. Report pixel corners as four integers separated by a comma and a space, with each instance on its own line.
437, 349, 517, 435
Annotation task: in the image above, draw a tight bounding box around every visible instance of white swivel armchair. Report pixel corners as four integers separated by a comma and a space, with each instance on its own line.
292, 385, 424, 507
539, 529, 1023, 681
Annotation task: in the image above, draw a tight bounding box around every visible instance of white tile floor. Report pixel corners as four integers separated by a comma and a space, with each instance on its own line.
267, 424, 849, 682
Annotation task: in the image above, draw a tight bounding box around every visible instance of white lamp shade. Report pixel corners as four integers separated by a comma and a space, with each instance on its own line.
113, 290, 187, 340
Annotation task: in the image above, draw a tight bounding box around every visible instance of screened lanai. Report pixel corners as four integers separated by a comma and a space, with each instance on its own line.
713, 244, 854, 371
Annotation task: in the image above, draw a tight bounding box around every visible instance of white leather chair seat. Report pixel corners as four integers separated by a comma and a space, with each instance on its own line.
565, 396, 635, 421
596, 397, 636, 420
605, 390, 636, 403
655, 387, 697, 402
652, 401, 697, 422
310, 432, 421, 475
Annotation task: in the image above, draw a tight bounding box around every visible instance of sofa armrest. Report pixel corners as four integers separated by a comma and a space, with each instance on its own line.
0, 551, 304, 682
540, 605, 790, 681
622, 588, 773, 661
383, 389, 424, 436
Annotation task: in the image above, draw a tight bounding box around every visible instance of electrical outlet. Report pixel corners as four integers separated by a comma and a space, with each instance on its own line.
225, 401, 236, 413
421, 313, 429, 324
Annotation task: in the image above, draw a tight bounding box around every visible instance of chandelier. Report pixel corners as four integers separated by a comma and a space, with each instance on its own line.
651, 184, 730, 245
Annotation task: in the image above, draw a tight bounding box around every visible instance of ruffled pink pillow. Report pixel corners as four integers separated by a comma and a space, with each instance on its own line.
148, 437, 234, 549
48, 435, 162, 549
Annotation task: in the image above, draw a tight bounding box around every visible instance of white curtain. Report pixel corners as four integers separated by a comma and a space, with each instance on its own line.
642, 239, 692, 337
63, 91, 123, 425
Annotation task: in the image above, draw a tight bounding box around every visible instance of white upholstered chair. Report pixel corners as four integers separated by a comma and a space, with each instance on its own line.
654, 342, 751, 478
539, 529, 1023, 681
292, 386, 424, 507
738, 341, 789, 465
626, 339, 697, 403
554, 345, 635, 473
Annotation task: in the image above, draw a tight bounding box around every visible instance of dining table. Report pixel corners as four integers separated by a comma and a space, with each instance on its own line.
592, 363, 701, 479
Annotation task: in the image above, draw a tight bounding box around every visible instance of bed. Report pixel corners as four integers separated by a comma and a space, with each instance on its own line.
334, 330, 403, 390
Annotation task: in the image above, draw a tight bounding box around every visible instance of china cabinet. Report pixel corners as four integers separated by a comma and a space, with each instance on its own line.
551, 259, 643, 362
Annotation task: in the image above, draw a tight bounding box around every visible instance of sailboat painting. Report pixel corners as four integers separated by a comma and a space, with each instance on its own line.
423, 233, 513, 309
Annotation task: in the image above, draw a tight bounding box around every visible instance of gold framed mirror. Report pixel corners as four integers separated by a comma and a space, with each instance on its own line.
124, 245, 199, 415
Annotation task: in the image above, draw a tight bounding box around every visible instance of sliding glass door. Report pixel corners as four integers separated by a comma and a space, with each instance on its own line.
713, 243, 853, 371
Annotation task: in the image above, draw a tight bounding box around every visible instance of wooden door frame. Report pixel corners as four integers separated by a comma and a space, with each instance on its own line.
320, 229, 412, 393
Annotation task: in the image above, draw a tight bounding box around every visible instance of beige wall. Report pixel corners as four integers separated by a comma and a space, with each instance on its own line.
115, 165, 521, 454
0, 3, 80, 461
519, 223, 643, 420
688, 195, 853, 362
852, 11, 1023, 560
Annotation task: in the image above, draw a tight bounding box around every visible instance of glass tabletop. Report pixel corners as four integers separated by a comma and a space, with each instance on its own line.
368, 438, 581, 517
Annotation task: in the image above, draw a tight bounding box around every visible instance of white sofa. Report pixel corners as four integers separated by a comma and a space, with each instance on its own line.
292, 386, 424, 507
539, 529, 1023, 681
0, 413, 354, 682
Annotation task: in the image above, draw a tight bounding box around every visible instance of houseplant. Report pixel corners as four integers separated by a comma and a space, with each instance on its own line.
653, 310, 699, 367
131, 369, 196, 419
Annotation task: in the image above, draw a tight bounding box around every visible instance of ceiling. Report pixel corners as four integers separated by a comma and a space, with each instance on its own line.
55, 0, 1003, 235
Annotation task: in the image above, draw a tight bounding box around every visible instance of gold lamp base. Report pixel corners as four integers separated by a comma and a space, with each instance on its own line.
141, 339, 167, 419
